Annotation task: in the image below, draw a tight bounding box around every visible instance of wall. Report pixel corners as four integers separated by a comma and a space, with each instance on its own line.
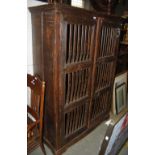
27, 0, 47, 75
27, 0, 47, 106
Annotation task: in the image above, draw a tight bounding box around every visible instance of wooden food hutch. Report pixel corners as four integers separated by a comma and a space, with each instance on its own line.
29, 3, 122, 155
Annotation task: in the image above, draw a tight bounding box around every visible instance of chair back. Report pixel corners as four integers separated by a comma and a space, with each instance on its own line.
27, 74, 46, 154
27, 74, 45, 118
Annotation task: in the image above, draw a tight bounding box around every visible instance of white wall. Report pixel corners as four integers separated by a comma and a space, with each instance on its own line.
27, 0, 47, 75
27, 0, 47, 106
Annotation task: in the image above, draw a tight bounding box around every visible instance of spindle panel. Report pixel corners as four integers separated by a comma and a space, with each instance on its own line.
65, 24, 93, 64
94, 61, 114, 92
97, 24, 120, 58
91, 89, 111, 121
65, 68, 89, 105
62, 20, 96, 66
64, 101, 88, 137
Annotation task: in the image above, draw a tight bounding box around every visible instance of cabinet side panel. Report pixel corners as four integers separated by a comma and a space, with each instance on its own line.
31, 10, 57, 147
43, 11, 57, 147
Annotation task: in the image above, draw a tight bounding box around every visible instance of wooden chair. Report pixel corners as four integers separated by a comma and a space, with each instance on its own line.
27, 74, 46, 155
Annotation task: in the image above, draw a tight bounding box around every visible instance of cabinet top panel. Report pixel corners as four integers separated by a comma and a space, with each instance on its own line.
29, 3, 122, 23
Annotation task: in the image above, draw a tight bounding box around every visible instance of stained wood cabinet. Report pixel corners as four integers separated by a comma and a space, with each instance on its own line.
29, 3, 122, 155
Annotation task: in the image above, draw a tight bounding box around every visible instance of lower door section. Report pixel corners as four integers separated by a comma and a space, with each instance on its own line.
62, 99, 89, 144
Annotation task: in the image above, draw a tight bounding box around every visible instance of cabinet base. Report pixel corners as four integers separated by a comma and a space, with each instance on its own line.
44, 114, 109, 155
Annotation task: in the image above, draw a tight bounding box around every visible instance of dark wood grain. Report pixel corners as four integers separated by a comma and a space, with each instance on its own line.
29, 3, 122, 155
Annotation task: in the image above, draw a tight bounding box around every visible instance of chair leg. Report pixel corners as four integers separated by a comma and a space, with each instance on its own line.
40, 143, 46, 155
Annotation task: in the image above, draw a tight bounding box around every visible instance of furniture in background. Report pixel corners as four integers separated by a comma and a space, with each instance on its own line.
27, 74, 46, 155
112, 17, 128, 115
99, 111, 128, 155
112, 72, 128, 115
90, 0, 117, 14
116, 17, 128, 75
29, 3, 122, 155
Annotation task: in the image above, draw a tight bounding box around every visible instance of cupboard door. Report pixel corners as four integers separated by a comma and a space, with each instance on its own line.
59, 14, 97, 144
89, 18, 121, 126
